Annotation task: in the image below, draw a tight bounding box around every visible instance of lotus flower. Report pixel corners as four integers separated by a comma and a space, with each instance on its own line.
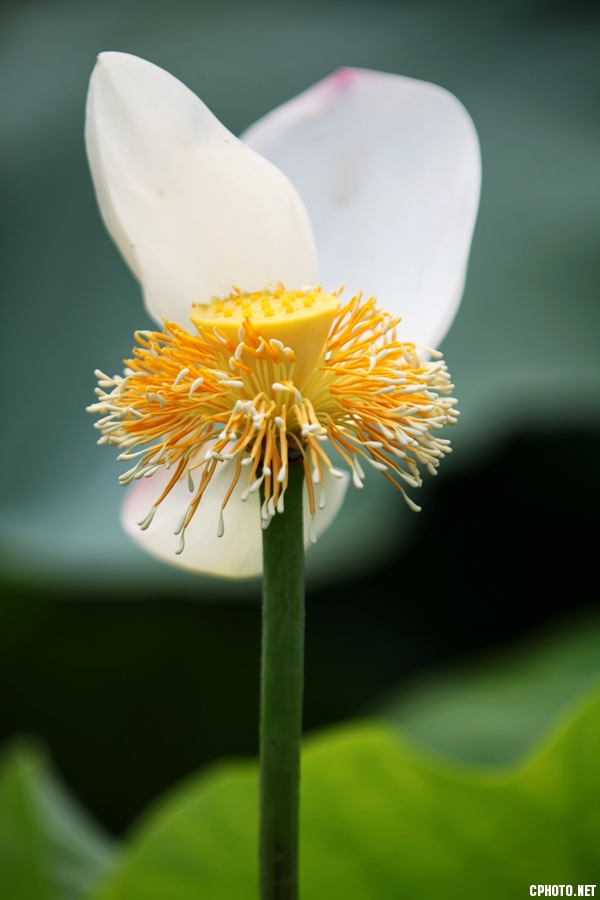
85, 52, 480, 579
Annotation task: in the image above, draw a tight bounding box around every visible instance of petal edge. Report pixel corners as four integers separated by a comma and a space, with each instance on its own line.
243, 66, 481, 348
85, 52, 320, 329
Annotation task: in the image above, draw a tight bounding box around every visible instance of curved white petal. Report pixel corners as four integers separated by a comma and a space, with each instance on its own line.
242, 67, 481, 349
85, 52, 319, 329
121, 460, 349, 579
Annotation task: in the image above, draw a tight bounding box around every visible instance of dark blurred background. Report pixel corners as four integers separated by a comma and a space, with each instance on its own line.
1, 0, 599, 835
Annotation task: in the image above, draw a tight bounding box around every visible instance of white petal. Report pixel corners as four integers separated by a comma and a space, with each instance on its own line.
242, 67, 481, 349
85, 52, 319, 328
121, 459, 349, 580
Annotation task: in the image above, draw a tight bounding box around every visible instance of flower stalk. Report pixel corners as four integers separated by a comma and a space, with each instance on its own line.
260, 461, 305, 900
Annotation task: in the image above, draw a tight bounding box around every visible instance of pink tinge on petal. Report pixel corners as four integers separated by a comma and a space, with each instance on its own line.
329, 67, 359, 89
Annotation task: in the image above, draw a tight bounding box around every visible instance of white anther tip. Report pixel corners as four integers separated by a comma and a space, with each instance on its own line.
189, 377, 204, 397
352, 471, 363, 489
172, 367, 189, 388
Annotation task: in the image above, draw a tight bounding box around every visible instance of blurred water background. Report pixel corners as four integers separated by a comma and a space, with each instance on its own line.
0, 0, 599, 843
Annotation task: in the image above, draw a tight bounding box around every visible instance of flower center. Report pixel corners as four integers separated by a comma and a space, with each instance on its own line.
88, 287, 459, 556
190, 287, 340, 389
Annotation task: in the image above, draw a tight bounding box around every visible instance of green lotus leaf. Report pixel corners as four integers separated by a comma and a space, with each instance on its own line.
93, 686, 600, 900
379, 611, 600, 765
0, 741, 114, 900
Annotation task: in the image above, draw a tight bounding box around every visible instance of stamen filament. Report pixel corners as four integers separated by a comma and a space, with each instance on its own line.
90, 287, 458, 547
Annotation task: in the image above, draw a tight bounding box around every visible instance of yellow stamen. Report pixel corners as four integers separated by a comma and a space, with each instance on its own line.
88, 287, 458, 552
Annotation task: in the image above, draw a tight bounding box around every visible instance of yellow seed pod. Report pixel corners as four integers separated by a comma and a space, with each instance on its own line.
191, 288, 340, 389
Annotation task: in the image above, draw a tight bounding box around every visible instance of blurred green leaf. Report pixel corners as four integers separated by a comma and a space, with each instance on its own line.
379, 611, 600, 764
0, 741, 115, 900
94, 686, 600, 900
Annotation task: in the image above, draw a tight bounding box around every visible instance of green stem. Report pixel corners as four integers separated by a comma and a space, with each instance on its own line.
260, 462, 305, 900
